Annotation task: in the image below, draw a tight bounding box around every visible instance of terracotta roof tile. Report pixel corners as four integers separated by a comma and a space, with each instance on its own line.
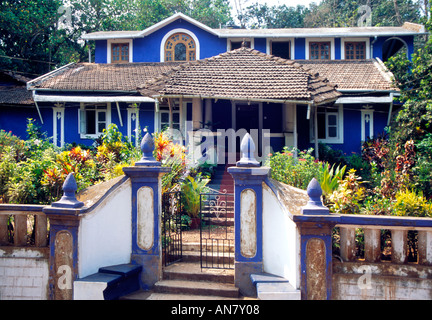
138, 48, 341, 104
30, 62, 183, 92
298, 59, 397, 91
0, 87, 33, 105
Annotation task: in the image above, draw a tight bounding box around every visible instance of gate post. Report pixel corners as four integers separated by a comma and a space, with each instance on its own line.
294, 178, 337, 300
122, 133, 170, 290
228, 133, 270, 297
43, 173, 85, 300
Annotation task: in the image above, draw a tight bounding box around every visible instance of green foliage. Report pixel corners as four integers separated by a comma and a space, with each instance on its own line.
180, 174, 210, 218
319, 163, 347, 196
328, 169, 366, 214
266, 147, 321, 190
393, 189, 432, 217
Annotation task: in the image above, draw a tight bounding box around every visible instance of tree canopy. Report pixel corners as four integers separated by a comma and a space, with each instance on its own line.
0, 0, 428, 77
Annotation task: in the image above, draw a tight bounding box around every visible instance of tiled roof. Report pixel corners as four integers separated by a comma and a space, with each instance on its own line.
0, 87, 33, 105
28, 62, 183, 92
138, 47, 341, 104
298, 59, 397, 91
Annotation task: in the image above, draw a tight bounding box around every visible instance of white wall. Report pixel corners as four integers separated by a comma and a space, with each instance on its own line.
262, 183, 301, 289
0, 248, 49, 300
78, 179, 132, 278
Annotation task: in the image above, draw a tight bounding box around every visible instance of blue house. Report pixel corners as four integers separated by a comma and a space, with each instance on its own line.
2, 13, 427, 160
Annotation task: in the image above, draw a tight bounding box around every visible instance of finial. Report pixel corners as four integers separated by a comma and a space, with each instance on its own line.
236, 133, 260, 167
135, 133, 161, 166
52, 173, 84, 208
301, 178, 329, 215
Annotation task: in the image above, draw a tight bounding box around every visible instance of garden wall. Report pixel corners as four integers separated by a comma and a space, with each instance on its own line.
332, 261, 432, 300
0, 247, 49, 300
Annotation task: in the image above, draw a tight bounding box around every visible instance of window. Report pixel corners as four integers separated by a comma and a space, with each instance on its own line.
345, 42, 366, 60
79, 104, 110, 137
310, 42, 331, 60
230, 40, 251, 50
270, 41, 291, 59
111, 43, 129, 63
160, 111, 180, 131
164, 33, 196, 62
310, 106, 343, 144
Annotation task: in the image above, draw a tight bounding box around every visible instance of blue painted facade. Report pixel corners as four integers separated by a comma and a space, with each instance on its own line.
2, 13, 425, 158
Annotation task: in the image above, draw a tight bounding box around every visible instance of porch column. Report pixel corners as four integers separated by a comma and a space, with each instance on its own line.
204, 98, 212, 130
43, 173, 85, 300
192, 97, 202, 130
228, 133, 270, 297
283, 103, 297, 149
122, 133, 170, 290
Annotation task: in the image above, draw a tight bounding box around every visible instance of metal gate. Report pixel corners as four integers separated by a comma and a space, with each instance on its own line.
199, 191, 234, 269
162, 191, 183, 266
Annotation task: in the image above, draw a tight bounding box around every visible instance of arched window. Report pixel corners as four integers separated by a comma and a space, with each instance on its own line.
164, 33, 196, 62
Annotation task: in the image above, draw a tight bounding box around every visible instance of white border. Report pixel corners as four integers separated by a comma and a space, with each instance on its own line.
160, 28, 200, 62
266, 38, 295, 59
305, 38, 335, 60
107, 39, 133, 64
226, 38, 255, 51
341, 37, 370, 59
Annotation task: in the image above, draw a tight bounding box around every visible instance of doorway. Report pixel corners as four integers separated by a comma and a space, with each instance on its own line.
235, 103, 261, 154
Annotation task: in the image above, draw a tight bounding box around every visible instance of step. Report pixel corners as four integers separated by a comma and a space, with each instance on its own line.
74, 263, 142, 300
154, 279, 239, 298
121, 291, 240, 300
163, 261, 234, 283
181, 249, 235, 264
183, 242, 234, 253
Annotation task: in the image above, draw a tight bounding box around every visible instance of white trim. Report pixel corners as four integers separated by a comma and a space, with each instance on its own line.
361, 109, 374, 141
383, 36, 409, 59
141, 12, 219, 38
79, 103, 112, 139
305, 38, 335, 60
160, 28, 200, 62
266, 38, 295, 59
52, 106, 65, 148
310, 104, 344, 144
107, 39, 133, 64
33, 95, 154, 103
341, 37, 370, 59
127, 106, 140, 147
227, 38, 255, 51
336, 96, 393, 104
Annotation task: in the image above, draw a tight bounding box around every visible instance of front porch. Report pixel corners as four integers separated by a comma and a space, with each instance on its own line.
154, 97, 301, 163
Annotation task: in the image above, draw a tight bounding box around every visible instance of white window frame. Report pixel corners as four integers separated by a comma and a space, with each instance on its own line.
107, 39, 133, 64
306, 38, 335, 60
227, 38, 255, 51
159, 110, 180, 132
310, 104, 344, 144
79, 103, 111, 139
266, 38, 294, 59
160, 28, 200, 62
341, 37, 370, 60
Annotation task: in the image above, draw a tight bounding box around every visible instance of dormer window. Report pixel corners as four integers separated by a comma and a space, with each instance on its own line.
345, 41, 366, 60
112, 43, 129, 63
165, 33, 196, 61
310, 42, 330, 60
108, 39, 132, 64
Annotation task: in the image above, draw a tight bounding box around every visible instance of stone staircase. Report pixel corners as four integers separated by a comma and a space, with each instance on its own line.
121, 242, 248, 300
